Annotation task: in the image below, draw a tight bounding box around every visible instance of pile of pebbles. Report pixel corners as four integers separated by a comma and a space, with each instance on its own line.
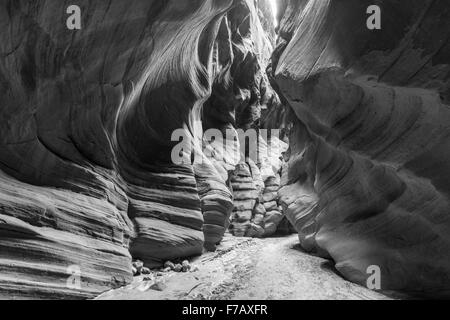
161, 260, 192, 273
131, 260, 150, 276
132, 259, 195, 276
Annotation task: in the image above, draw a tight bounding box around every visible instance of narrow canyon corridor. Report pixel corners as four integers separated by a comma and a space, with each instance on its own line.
97, 234, 390, 300
1, 0, 450, 301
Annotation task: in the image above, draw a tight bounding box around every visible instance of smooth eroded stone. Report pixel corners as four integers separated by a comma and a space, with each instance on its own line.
273, 0, 450, 297
0, 0, 278, 298
265, 176, 281, 187
233, 190, 260, 201
252, 213, 265, 226
263, 201, 278, 212
130, 218, 204, 268
233, 210, 253, 222
245, 224, 265, 238
262, 191, 278, 203
230, 221, 251, 237
233, 199, 257, 212
253, 203, 266, 216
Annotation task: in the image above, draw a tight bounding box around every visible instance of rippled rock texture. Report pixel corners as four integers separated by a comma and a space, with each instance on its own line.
274, 0, 450, 297
229, 133, 289, 238
230, 162, 261, 237
3, 0, 448, 300
0, 0, 279, 299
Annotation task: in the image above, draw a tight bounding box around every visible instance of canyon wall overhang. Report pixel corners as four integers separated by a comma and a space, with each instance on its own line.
0, 0, 277, 299
273, 0, 450, 297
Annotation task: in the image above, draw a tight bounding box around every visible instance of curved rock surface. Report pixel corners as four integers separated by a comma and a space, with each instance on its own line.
3, 0, 448, 300
274, 0, 450, 297
0, 0, 279, 298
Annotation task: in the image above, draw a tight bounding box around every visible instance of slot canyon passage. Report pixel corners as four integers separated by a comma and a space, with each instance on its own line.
0, 0, 450, 300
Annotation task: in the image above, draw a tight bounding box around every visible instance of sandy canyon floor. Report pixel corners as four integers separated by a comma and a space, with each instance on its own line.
96, 234, 392, 300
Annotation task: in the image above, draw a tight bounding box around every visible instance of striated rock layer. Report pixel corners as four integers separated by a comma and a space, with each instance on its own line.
0, 0, 279, 298
274, 0, 450, 297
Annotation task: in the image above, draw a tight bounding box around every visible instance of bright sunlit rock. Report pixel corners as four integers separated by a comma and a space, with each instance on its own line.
268, 0, 278, 28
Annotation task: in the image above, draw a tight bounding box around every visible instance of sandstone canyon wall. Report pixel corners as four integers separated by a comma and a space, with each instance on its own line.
273, 0, 450, 297
0, 0, 283, 299
1, 0, 450, 300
